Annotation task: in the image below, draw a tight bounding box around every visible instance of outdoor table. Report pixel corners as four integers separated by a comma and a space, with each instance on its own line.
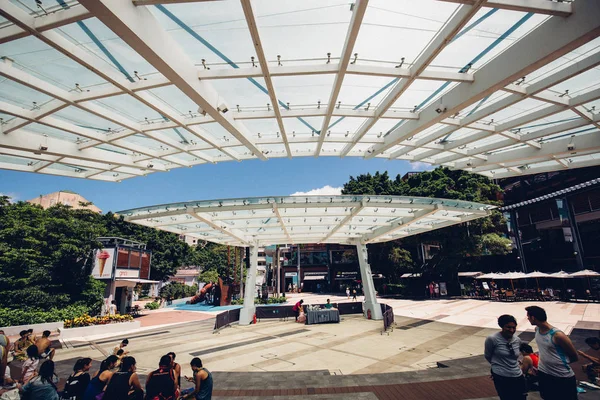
306, 308, 340, 325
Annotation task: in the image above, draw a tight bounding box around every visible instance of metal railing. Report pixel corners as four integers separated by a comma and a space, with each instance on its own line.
382, 304, 395, 335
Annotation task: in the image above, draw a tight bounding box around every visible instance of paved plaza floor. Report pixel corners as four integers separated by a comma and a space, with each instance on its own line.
45, 296, 600, 399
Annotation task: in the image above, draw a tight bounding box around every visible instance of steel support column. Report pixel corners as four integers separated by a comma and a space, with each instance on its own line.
239, 243, 258, 325
355, 241, 383, 320
509, 210, 527, 273
564, 197, 585, 269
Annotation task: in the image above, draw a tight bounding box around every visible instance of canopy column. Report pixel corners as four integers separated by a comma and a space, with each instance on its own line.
354, 241, 383, 320
239, 242, 258, 325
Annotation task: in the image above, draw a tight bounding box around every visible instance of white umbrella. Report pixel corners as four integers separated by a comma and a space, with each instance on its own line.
569, 269, 600, 292
501, 272, 528, 280
497, 271, 527, 291
569, 269, 600, 277
549, 270, 573, 278
477, 272, 500, 279
526, 271, 550, 290
526, 271, 551, 278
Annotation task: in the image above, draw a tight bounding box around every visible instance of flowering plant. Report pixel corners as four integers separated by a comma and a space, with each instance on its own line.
64, 313, 133, 328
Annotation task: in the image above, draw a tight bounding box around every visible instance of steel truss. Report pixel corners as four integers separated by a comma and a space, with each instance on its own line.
0, 0, 598, 181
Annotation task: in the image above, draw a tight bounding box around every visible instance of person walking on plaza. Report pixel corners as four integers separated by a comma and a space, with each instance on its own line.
526, 305, 579, 400
292, 299, 304, 322
352, 289, 357, 302
346, 287, 350, 299
183, 357, 213, 400
484, 314, 527, 400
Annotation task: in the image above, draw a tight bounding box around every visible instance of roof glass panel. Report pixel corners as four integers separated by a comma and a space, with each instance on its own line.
0, 0, 598, 180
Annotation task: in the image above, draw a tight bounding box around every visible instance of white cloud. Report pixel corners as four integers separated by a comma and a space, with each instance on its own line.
409, 161, 433, 171
290, 185, 342, 196
0, 192, 19, 203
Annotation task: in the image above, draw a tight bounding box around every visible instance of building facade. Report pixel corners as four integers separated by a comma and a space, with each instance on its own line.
27, 191, 101, 213
500, 166, 600, 272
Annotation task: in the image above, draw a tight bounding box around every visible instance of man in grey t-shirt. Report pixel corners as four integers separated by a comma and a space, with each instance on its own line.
484, 314, 527, 400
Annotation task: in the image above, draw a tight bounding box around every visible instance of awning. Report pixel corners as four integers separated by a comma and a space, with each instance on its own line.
116, 278, 161, 284
458, 271, 483, 277
303, 275, 326, 281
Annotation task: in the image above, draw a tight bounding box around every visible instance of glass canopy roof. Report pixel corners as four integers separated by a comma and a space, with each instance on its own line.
117, 195, 494, 246
0, 0, 598, 181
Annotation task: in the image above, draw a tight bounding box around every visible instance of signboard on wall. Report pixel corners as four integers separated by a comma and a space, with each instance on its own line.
116, 269, 140, 278
92, 248, 115, 279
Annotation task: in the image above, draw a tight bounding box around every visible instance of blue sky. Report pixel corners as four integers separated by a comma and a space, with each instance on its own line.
0, 159, 430, 212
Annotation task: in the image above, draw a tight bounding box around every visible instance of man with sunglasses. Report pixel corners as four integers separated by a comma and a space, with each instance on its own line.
484, 314, 527, 400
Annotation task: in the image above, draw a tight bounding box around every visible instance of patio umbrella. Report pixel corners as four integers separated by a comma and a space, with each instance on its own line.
549, 270, 573, 297
569, 269, 600, 292
525, 271, 550, 290
477, 272, 501, 279
569, 269, 600, 277
497, 271, 527, 291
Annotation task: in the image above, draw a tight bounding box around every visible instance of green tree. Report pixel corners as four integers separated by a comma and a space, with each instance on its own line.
0, 198, 106, 310
342, 167, 507, 279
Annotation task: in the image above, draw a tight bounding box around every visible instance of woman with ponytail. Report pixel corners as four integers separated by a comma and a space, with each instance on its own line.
83, 355, 118, 400
103, 356, 143, 400
61, 357, 92, 399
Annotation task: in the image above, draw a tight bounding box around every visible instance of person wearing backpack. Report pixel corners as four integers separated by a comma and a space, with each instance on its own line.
145, 355, 177, 400
61, 358, 92, 400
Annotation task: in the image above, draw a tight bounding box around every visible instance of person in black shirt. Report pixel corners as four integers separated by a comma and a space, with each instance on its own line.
61, 358, 92, 400
145, 355, 177, 400
104, 356, 143, 400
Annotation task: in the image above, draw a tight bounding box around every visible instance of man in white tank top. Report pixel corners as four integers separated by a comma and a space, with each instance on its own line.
526, 306, 579, 400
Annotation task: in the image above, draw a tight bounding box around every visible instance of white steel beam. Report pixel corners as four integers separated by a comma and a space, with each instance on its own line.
342, 2, 486, 157
315, 0, 368, 156
272, 203, 293, 244
0, 4, 92, 44
320, 202, 365, 243
0, 129, 166, 172
488, 157, 600, 179
437, 89, 600, 165
369, 0, 600, 159
240, 0, 291, 157
78, 0, 266, 160
198, 63, 475, 82
0, 1, 237, 162
436, 0, 572, 17
188, 211, 250, 245
364, 207, 441, 244
455, 134, 600, 171
132, 0, 220, 5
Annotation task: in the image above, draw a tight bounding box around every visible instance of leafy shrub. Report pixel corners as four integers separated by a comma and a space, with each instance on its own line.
159, 282, 198, 300
144, 301, 160, 310
230, 296, 287, 306
0, 305, 89, 327
64, 313, 133, 329
266, 296, 287, 304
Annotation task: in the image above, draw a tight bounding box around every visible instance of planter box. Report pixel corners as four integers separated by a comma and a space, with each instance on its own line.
60, 321, 141, 339
1, 321, 64, 336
